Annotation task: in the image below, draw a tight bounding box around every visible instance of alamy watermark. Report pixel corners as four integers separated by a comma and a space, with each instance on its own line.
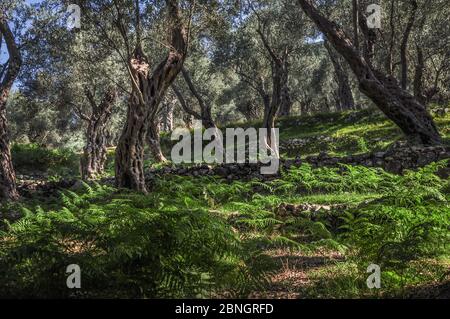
366, 263, 381, 289
66, 264, 81, 289
64, 3, 381, 31
66, 4, 81, 30
366, 4, 382, 29
171, 125, 280, 175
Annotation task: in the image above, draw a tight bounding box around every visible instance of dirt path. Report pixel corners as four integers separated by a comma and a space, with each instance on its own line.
250, 248, 344, 299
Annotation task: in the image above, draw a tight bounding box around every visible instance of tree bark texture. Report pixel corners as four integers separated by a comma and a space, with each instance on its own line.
0, 17, 22, 201
80, 88, 117, 180
115, 0, 188, 192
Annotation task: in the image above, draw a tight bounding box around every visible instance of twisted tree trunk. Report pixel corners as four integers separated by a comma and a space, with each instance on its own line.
297, 0, 441, 145
256, 25, 289, 146
0, 17, 21, 201
115, 0, 187, 192
80, 88, 117, 180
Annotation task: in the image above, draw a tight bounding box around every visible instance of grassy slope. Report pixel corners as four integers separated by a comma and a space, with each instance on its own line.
160, 107, 450, 160
3, 107, 450, 298
270, 107, 450, 156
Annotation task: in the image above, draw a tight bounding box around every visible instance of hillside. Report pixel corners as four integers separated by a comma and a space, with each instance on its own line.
1, 108, 449, 298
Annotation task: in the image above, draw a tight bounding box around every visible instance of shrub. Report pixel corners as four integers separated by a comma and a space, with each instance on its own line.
338, 162, 450, 290
11, 143, 79, 177
0, 184, 267, 298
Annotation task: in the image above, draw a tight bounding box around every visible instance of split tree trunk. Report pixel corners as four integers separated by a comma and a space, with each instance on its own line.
297, 0, 441, 145
0, 17, 22, 201
115, 0, 187, 192
262, 60, 285, 147
80, 88, 117, 180
256, 25, 289, 145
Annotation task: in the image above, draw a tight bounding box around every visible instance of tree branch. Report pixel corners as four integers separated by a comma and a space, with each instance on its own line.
0, 16, 22, 91
172, 84, 201, 119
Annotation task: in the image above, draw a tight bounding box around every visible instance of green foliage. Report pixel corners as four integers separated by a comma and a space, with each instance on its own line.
339, 162, 450, 266
11, 143, 79, 177
1, 159, 449, 298
357, 137, 369, 153
275, 163, 393, 194
0, 184, 268, 298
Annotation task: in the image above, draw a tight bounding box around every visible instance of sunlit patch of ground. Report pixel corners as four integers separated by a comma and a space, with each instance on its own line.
250, 248, 345, 299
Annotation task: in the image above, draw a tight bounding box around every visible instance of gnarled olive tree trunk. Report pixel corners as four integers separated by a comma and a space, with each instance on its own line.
0, 18, 21, 201
297, 0, 441, 145
115, 87, 148, 191
80, 88, 117, 180
115, 0, 187, 192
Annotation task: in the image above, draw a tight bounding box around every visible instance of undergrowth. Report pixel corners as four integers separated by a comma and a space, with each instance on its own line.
1, 160, 449, 298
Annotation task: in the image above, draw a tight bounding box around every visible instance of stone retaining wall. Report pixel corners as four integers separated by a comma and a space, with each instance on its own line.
145, 145, 450, 181
16, 145, 450, 197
